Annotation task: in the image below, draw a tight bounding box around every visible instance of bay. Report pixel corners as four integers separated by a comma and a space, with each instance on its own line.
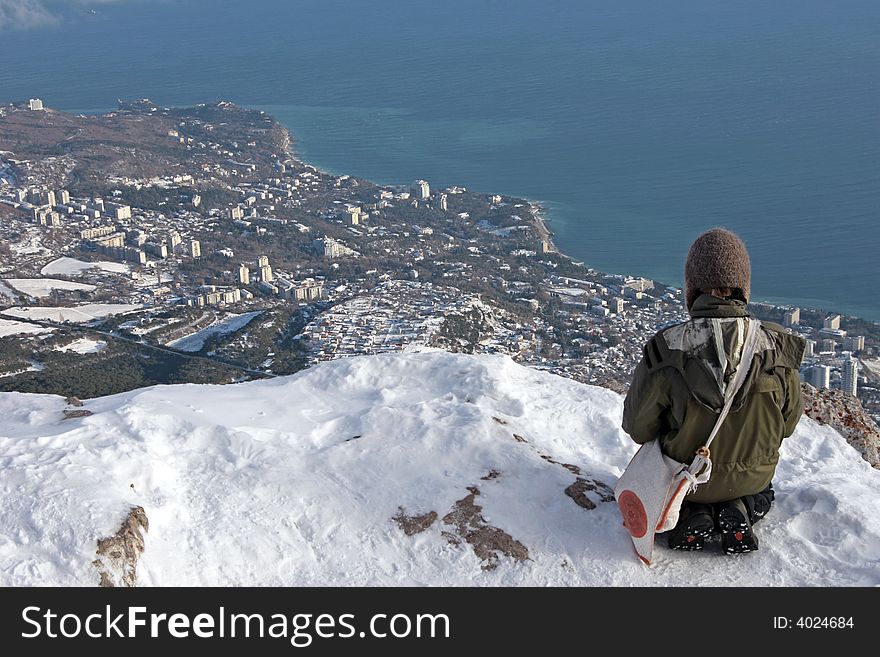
1, 0, 877, 319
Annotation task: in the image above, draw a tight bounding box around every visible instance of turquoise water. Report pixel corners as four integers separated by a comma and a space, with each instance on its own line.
1, 0, 878, 319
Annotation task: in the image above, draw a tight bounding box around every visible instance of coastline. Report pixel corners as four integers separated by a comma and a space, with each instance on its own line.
15, 99, 877, 327
266, 109, 871, 323
270, 108, 876, 326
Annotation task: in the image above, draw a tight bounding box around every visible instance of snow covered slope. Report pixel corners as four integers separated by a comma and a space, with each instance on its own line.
2, 278, 96, 298
0, 351, 877, 586
167, 311, 263, 352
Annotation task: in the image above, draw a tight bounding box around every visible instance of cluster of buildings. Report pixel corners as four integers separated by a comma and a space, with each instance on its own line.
2, 101, 875, 422
186, 285, 250, 307
301, 280, 531, 365
787, 310, 866, 397
312, 236, 356, 259
1, 182, 206, 269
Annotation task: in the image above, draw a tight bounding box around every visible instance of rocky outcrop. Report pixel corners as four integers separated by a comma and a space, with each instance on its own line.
93, 506, 149, 587
392, 508, 438, 536
63, 396, 92, 420
802, 383, 880, 469
565, 477, 615, 510
63, 409, 92, 420
442, 485, 529, 571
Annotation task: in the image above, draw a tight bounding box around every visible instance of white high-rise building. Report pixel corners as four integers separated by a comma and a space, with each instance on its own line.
804, 339, 815, 358
809, 365, 831, 390
344, 207, 362, 225
167, 231, 182, 253
190, 240, 201, 258
844, 336, 865, 352
823, 314, 841, 331
783, 308, 800, 327
259, 264, 274, 283
238, 264, 250, 285
438, 193, 448, 211
257, 255, 270, 268
842, 357, 859, 397
28, 98, 43, 111
411, 179, 430, 200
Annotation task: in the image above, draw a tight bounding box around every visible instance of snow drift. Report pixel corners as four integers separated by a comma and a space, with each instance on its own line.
0, 350, 878, 586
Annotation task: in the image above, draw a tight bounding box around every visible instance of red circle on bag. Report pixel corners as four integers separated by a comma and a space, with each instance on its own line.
618, 490, 648, 538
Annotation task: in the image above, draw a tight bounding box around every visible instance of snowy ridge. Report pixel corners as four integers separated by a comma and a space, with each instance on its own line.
0, 351, 878, 586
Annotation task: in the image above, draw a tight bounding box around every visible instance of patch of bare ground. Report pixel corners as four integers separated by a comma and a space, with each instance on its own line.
565, 477, 615, 510
442, 485, 529, 571
392, 508, 438, 536
63, 409, 93, 420
93, 506, 149, 587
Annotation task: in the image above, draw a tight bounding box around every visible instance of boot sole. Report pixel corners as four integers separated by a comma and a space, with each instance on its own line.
718, 511, 758, 554
669, 526, 713, 551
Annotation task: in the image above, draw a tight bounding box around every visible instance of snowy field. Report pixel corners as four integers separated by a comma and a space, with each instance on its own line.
0, 318, 52, 337
860, 358, 880, 381
2, 278, 96, 298
41, 257, 130, 276
9, 230, 51, 257
0, 362, 43, 379
55, 337, 107, 354
0, 280, 17, 301
167, 311, 262, 352
3, 303, 142, 323
0, 351, 877, 587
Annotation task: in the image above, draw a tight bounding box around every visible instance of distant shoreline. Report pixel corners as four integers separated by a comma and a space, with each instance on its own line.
268, 112, 876, 324
8, 100, 878, 327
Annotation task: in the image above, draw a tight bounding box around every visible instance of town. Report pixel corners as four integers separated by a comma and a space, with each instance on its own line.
1, 98, 878, 425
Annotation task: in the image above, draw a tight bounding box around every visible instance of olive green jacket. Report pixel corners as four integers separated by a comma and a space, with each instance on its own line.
622, 295, 806, 503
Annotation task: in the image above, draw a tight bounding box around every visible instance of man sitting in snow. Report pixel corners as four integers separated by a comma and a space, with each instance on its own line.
622, 228, 805, 554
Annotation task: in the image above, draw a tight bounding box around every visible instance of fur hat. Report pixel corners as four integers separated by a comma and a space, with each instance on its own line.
684, 227, 751, 310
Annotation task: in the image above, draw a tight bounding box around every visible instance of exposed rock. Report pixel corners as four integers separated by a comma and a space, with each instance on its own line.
63, 409, 93, 420
93, 506, 149, 587
802, 383, 880, 469
565, 477, 615, 510
392, 508, 438, 536
442, 486, 528, 571
65, 396, 83, 407
481, 469, 502, 480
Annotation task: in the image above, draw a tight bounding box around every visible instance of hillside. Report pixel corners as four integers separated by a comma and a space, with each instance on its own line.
1, 350, 878, 586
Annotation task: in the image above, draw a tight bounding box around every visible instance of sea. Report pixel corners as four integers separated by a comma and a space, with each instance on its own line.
1, 0, 878, 320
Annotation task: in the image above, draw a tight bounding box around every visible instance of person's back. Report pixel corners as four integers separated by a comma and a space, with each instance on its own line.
622, 228, 805, 554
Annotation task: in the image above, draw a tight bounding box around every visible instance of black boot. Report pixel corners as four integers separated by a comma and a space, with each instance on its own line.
667, 503, 715, 551
716, 498, 759, 554
742, 483, 775, 525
